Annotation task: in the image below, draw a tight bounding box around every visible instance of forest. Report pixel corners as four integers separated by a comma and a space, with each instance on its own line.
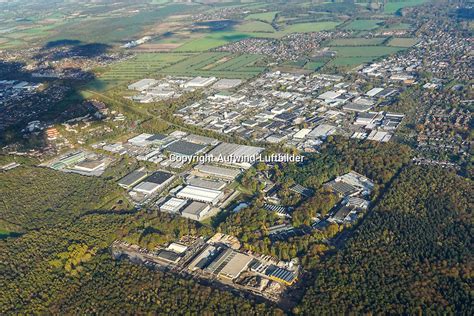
296, 166, 473, 314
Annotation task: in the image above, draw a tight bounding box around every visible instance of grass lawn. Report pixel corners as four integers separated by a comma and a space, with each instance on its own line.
245, 11, 279, 23
327, 37, 387, 46
343, 19, 384, 30
387, 37, 419, 47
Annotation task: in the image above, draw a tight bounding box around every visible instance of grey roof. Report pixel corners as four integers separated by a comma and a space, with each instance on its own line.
118, 170, 147, 186
181, 201, 209, 216
165, 140, 206, 156
156, 250, 181, 262
144, 171, 174, 185
326, 181, 358, 196
146, 134, 167, 141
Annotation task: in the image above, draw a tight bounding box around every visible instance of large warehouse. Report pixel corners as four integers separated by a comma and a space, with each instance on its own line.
194, 164, 241, 181
181, 201, 211, 221
133, 171, 174, 195
176, 185, 223, 205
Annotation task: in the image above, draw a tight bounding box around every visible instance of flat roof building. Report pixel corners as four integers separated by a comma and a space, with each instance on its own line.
118, 170, 148, 189
133, 171, 174, 195
159, 197, 188, 214
181, 201, 212, 221
194, 164, 241, 180
165, 140, 207, 157
184, 76, 217, 88
186, 176, 227, 191
128, 79, 157, 91
176, 185, 223, 205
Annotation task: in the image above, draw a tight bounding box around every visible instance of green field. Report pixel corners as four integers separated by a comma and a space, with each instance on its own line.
328, 56, 376, 66
384, 0, 428, 13
159, 52, 265, 79
245, 11, 279, 23
304, 60, 328, 70
283, 21, 341, 33
343, 19, 384, 30
387, 37, 419, 47
327, 37, 387, 46
236, 21, 275, 33
329, 45, 405, 66
331, 45, 404, 57
384, 22, 412, 30
175, 32, 253, 52
86, 53, 194, 91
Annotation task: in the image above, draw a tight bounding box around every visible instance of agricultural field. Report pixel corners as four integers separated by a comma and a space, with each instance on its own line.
245, 11, 279, 23
384, 0, 428, 14
384, 22, 412, 30
174, 32, 252, 52
343, 19, 384, 30
329, 45, 405, 66
283, 21, 341, 34
159, 52, 265, 79
330, 45, 404, 57
87, 53, 194, 91
387, 37, 419, 47
236, 21, 275, 33
304, 60, 328, 71
327, 37, 387, 46
328, 56, 375, 67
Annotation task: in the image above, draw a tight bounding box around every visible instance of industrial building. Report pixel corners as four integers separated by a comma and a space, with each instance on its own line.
207, 143, 264, 168
186, 176, 227, 190
118, 170, 148, 189
204, 248, 253, 281
212, 78, 243, 90
176, 185, 223, 205
194, 164, 241, 181
159, 197, 188, 214
181, 201, 211, 221
128, 79, 157, 91
266, 266, 297, 286
133, 171, 174, 195
128, 133, 173, 147
50, 151, 86, 170
184, 76, 217, 88
73, 160, 105, 172
164, 140, 207, 157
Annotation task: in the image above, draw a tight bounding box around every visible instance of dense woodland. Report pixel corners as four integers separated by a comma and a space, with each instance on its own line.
0, 165, 280, 314
296, 166, 473, 314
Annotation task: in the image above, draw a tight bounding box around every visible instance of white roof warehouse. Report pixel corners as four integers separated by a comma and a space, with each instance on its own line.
176, 185, 223, 205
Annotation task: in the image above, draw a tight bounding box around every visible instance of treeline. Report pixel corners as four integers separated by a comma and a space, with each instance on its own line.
296, 166, 473, 314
